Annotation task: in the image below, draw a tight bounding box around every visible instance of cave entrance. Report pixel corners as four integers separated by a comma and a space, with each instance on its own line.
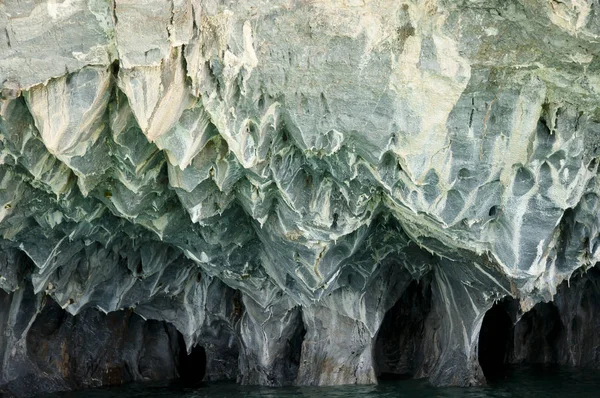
373, 276, 432, 381
177, 340, 207, 385
287, 313, 306, 380
478, 298, 516, 381
511, 301, 563, 365
478, 297, 568, 382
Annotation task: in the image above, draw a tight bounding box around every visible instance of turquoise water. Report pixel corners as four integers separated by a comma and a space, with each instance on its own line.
48, 365, 600, 398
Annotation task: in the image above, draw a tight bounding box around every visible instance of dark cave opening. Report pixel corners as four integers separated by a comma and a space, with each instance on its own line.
289, 316, 306, 373
511, 301, 564, 365
478, 296, 567, 383
478, 298, 516, 381
277, 308, 306, 385
176, 338, 207, 385
16, 293, 186, 392
373, 276, 432, 381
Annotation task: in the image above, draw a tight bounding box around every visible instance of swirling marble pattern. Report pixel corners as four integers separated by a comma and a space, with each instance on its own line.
1, 0, 600, 394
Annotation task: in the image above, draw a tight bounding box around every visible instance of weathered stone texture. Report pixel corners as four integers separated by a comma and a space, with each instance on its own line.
1, 0, 600, 395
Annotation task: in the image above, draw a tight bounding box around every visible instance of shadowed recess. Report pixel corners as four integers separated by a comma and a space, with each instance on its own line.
177, 342, 207, 385
374, 276, 432, 381
478, 297, 517, 381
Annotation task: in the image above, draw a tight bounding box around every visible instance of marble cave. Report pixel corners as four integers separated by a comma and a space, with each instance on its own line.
1, 0, 600, 396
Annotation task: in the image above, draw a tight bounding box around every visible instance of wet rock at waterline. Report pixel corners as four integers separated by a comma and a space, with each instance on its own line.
2, 0, 600, 395
0, 286, 203, 397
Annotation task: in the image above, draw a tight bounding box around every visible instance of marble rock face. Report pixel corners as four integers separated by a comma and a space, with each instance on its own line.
1, 0, 600, 395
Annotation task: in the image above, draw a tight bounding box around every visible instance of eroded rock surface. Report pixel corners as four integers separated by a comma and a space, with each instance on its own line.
0, 286, 190, 397
478, 264, 600, 378
1, 0, 600, 395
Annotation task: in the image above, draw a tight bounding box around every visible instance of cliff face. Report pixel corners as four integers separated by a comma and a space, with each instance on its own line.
1, 0, 600, 395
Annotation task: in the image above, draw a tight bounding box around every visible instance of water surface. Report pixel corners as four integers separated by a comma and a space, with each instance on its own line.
48, 365, 600, 398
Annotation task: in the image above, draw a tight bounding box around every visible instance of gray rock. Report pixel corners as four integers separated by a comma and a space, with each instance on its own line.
1, 0, 600, 395
0, 286, 188, 398
478, 264, 600, 379
238, 294, 303, 386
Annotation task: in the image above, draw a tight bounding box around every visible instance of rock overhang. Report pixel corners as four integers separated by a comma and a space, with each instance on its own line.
1, 0, 600, 392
